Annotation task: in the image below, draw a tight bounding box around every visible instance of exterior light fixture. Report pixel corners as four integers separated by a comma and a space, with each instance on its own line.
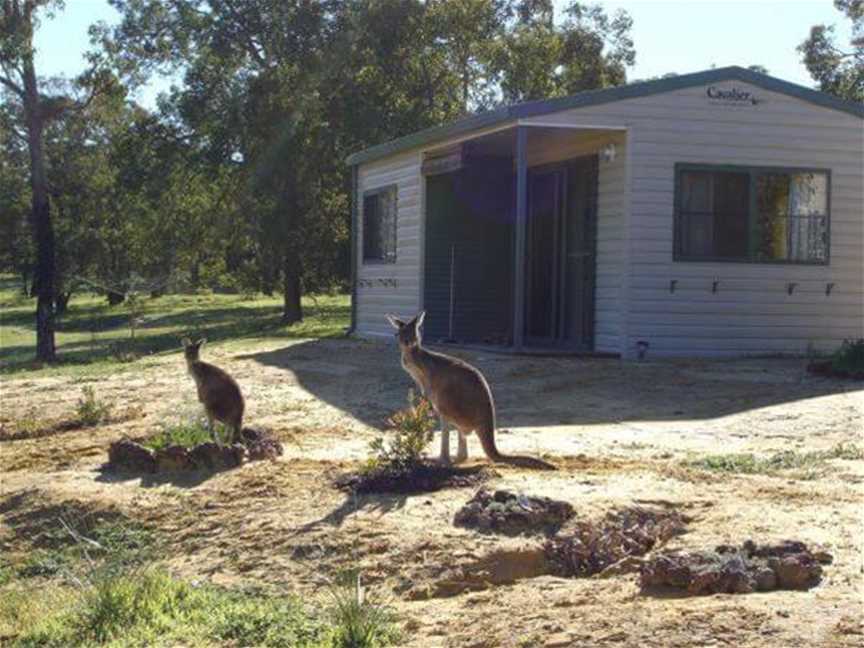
600, 142, 617, 163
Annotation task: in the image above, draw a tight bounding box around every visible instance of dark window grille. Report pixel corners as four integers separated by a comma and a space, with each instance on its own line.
675, 165, 829, 265
362, 185, 397, 263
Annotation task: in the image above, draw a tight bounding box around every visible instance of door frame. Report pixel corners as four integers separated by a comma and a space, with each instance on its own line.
523, 155, 598, 350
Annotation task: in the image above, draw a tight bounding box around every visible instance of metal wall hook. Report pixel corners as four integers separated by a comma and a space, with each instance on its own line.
825, 282, 835, 296
669, 279, 677, 294
787, 282, 797, 296
711, 278, 719, 294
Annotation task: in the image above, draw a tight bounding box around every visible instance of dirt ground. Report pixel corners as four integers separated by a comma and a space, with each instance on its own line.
1, 337, 863, 647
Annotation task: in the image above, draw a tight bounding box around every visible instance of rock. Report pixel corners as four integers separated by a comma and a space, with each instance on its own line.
154, 445, 193, 472
544, 633, 573, 647
108, 439, 156, 473
190, 442, 246, 471
240, 427, 284, 461
454, 488, 574, 536
640, 540, 829, 595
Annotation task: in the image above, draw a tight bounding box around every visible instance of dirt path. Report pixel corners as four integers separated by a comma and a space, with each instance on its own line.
2, 338, 863, 647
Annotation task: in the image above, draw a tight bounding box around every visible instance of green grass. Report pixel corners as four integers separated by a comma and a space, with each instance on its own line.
141, 418, 219, 451
0, 275, 349, 378
686, 443, 864, 479
1, 569, 398, 648
831, 338, 864, 374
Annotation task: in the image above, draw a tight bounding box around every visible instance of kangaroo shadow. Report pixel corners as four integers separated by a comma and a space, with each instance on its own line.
288, 491, 409, 536
93, 464, 224, 489
239, 338, 857, 430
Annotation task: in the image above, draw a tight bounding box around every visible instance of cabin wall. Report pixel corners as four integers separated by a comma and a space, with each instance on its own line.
542, 81, 864, 357
355, 151, 422, 337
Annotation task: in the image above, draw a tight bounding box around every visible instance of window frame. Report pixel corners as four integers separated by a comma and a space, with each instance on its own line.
361, 184, 398, 265
673, 163, 831, 266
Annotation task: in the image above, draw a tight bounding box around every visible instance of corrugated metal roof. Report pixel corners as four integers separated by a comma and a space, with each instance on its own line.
346, 66, 864, 166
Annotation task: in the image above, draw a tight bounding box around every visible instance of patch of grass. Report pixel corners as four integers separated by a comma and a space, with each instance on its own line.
13, 513, 159, 582
0, 274, 349, 378
3, 570, 396, 648
141, 417, 216, 451
686, 443, 864, 479
75, 386, 114, 427
328, 571, 399, 648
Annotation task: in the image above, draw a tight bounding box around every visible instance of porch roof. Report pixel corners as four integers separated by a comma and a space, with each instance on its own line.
346, 66, 864, 167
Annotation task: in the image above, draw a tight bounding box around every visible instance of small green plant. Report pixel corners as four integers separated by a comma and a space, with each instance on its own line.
75, 386, 113, 426
142, 417, 218, 451
364, 391, 436, 475
328, 570, 399, 648
831, 338, 864, 374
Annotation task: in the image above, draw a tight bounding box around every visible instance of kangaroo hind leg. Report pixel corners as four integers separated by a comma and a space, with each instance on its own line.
438, 417, 452, 465
455, 428, 469, 464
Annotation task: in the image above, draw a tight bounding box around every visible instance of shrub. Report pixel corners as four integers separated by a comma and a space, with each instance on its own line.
831, 338, 864, 374
364, 391, 436, 475
75, 387, 113, 427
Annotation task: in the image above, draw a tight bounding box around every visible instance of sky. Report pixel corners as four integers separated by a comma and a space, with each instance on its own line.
33, 0, 854, 110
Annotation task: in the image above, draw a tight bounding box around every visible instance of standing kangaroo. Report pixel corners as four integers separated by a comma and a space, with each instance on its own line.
182, 337, 244, 445
386, 312, 555, 470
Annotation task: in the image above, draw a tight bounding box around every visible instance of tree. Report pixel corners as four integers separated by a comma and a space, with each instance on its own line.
0, 0, 113, 360
799, 0, 863, 102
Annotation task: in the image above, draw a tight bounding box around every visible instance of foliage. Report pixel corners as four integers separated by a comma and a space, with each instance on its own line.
687, 443, 864, 479
328, 570, 399, 648
830, 338, 864, 373
75, 386, 114, 426
799, 0, 864, 101
364, 391, 437, 475
142, 417, 218, 451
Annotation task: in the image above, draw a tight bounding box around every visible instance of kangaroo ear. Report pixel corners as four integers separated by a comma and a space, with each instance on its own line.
414, 311, 426, 329
197, 337, 207, 347
181, 337, 192, 347
386, 314, 405, 329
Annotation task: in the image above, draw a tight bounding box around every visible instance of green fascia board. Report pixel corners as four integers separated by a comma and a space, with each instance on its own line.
346, 66, 864, 167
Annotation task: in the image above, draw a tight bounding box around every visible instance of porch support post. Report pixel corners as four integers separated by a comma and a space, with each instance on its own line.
513, 126, 528, 350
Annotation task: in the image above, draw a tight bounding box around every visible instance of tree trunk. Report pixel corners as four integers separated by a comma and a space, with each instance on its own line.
282, 256, 302, 324
22, 47, 56, 362
55, 291, 71, 316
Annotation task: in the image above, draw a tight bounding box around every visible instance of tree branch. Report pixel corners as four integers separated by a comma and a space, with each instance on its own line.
0, 74, 25, 97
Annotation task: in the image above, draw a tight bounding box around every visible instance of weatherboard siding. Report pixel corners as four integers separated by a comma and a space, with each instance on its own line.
552, 81, 864, 357
356, 151, 423, 338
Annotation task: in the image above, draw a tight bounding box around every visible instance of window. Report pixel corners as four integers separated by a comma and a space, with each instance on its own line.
362, 185, 397, 263
675, 165, 829, 264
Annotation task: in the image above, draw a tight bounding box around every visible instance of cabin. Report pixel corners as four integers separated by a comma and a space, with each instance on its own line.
345, 66, 864, 358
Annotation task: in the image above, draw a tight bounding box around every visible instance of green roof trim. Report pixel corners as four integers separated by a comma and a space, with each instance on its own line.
346, 66, 864, 166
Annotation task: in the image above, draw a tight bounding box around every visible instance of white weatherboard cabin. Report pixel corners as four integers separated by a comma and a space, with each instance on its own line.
346, 67, 864, 358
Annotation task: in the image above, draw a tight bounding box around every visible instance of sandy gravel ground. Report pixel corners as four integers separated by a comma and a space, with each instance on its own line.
1, 337, 863, 647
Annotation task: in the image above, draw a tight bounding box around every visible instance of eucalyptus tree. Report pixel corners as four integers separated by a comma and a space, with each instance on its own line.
800, 0, 863, 101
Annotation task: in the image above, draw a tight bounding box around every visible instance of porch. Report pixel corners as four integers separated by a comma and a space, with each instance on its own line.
420, 124, 627, 353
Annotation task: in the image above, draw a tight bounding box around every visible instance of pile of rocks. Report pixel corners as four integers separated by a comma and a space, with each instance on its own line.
107, 427, 283, 474
453, 488, 575, 536
640, 540, 832, 595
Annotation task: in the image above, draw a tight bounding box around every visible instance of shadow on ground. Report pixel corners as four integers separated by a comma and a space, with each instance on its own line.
243, 338, 857, 429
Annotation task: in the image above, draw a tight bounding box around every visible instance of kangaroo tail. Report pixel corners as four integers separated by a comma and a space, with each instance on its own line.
477, 424, 556, 471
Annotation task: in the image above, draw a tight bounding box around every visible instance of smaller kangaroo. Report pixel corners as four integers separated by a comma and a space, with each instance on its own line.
182, 337, 244, 445
386, 312, 555, 470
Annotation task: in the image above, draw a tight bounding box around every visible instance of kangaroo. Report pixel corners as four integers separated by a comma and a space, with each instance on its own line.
182, 337, 244, 445
386, 312, 555, 470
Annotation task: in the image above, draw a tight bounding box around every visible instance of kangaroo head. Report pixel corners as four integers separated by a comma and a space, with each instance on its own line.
386, 311, 425, 350
181, 337, 206, 362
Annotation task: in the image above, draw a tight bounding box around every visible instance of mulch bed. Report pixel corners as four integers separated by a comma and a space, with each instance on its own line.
544, 507, 690, 577
640, 540, 832, 595
806, 360, 864, 380
106, 427, 283, 474
334, 461, 498, 494
453, 488, 574, 536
